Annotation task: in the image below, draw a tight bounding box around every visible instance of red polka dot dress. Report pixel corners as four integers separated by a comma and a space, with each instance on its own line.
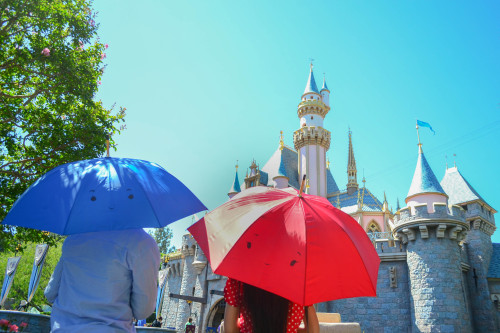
224, 278, 305, 333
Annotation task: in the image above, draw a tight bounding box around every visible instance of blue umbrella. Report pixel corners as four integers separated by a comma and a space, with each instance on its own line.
27, 244, 49, 303
2, 158, 207, 234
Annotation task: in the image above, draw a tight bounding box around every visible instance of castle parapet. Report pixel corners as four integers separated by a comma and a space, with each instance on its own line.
393, 203, 468, 244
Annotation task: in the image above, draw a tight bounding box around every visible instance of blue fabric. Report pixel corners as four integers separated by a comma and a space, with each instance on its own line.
3, 157, 207, 235
155, 276, 167, 316
417, 120, 435, 134
0, 257, 21, 307
45, 229, 160, 332
27, 260, 44, 303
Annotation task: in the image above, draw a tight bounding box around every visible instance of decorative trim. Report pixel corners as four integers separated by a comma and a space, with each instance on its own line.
419, 225, 429, 239
437, 224, 447, 238
293, 127, 331, 151
297, 99, 330, 119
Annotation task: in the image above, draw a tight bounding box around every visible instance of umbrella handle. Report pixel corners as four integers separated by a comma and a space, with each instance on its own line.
299, 175, 306, 197
304, 305, 309, 333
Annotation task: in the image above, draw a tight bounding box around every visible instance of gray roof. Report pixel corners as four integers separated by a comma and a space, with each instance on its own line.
327, 168, 340, 194
327, 187, 383, 212
304, 69, 320, 95
407, 149, 446, 199
440, 166, 489, 207
488, 243, 500, 278
261, 146, 300, 189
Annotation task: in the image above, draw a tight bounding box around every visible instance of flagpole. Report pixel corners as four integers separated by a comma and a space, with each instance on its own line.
416, 120, 422, 153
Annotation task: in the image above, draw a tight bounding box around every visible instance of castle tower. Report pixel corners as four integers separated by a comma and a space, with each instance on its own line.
346, 130, 358, 195
393, 143, 472, 332
293, 64, 331, 197
227, 163, 241, 199
441, 166, 497, 332
273, 131, 289, 189
244, 160, 260, 188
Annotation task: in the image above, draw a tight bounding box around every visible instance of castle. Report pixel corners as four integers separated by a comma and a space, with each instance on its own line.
158, 66, 500, 332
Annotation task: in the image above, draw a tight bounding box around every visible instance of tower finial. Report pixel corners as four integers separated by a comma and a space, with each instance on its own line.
235, 160, 238, 171
416, 120, 423, 153
279, 130, 284, 151
309, 58, 314, 72
327, 157, 330, 169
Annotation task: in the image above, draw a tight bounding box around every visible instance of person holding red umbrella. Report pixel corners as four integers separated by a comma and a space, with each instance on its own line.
188, 177, 380, 333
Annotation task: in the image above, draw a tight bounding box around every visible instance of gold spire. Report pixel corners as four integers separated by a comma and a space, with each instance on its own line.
279, 131, 284, 151
235, 160, 238, 171
326, 157, 330, 169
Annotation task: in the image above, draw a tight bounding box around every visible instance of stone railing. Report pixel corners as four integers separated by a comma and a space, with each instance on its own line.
367, 231, 393, 242
394, 203, 466, 225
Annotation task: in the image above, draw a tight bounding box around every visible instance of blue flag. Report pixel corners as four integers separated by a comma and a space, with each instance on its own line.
417, 120, 435, 134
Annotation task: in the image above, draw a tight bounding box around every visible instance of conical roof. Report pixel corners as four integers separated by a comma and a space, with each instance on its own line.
321, 76, 329, 91
441, 166, 492, 209
228, 170, 241, 194
274, 151, 289, 179
303, 67, 319, 95
407, 148, 446, 200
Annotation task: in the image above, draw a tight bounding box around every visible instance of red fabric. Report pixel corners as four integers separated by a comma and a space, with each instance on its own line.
224, 278, 304, 333
188, 187, 380, 306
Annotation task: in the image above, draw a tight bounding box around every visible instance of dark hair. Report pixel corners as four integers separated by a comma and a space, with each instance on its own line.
242, 283, 289, 333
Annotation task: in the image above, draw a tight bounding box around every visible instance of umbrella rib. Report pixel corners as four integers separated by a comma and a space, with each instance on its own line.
304, 199, 378, 298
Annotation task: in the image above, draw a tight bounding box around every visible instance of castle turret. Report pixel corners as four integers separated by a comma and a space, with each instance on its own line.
320, 75, 330, 107
293, 64, 330, 197
228, 163, 241, 199
346, 130, 358, 195
273, 131, 289, 189
441, 165, 497, 332
393, 142, 472, 332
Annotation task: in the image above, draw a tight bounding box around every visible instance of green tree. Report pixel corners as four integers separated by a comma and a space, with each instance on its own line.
0, 239, 64, 310
0, 0, 125, 252
150, 227, 176, 255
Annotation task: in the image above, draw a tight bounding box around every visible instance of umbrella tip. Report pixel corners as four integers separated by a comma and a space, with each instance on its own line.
299, 175, 306, 197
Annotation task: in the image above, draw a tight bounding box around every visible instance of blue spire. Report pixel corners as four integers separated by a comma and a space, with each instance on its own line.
303, 64, 319, 95
228, 167, 241, 194
321, 75, 329, 92
407, 147, 446, 199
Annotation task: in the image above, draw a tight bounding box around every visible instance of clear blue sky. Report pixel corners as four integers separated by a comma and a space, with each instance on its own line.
93, 0, 500, 248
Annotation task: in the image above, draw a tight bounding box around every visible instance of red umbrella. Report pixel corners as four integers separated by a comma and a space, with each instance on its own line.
188, 185, 379, 306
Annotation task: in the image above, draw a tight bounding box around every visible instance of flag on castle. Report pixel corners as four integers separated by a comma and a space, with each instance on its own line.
417, 120, 435, 134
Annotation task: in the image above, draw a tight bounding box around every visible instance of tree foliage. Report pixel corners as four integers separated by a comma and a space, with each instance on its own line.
0, 0, 126, 251
149, 227, 176, 255
0, 239, 64, 310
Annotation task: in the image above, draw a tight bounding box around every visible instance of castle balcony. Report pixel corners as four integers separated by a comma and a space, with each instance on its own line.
293, 126, 331, 150
297, 99, 330, 118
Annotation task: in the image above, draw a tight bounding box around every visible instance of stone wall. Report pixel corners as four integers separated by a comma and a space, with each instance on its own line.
322, 240, 411, 333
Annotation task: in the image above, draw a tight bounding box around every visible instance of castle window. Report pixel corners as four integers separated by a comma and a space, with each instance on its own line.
367, 221, 381, 239
311, 116, 313, 120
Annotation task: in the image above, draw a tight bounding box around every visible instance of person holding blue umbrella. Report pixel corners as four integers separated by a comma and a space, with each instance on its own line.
4, 140, 207, 332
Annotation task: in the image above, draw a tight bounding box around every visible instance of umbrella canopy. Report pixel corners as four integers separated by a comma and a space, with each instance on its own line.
3, 157, 207, 234
188, 186, 380, 306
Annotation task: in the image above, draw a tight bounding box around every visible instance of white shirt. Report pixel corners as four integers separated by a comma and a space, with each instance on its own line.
45, 229, 160, 333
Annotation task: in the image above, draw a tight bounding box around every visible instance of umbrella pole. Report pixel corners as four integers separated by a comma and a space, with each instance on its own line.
299, 174, 306, 197
304, 305, 309, 333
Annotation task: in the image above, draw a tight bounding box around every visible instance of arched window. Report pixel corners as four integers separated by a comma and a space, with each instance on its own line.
367, 221, 381, 234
